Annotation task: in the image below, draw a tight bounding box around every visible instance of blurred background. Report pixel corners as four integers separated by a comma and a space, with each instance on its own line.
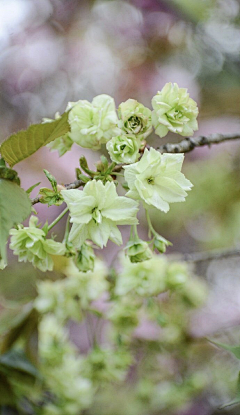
1, 0, 240, 414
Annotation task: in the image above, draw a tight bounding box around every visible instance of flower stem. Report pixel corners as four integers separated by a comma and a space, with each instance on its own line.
145, 209, 156, 238
48, 207, 69, 232
133, 224, 139, 240
63, 214, 71, 244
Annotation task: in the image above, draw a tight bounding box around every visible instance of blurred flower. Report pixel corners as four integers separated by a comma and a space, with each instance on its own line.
82, 347, 132, 383
115, 255, 168, 297
152, 83, 198, 137
64, 258, 109, 309
107, 299, 140, 331
106, 134, 140, 164
68, 95, 119, 150
39, 315, 93, 415
61, 180, 139, 248
9, 216, 65, 272
124, 148, 192, 213
118, 99, 152, 139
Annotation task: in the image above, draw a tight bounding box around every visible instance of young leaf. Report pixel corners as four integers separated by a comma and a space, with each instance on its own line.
208, 339, 240, 360
0, 111, 70, 167
43, 169, 57, 192
26, 182, 41, 195
0, 180, 32, 264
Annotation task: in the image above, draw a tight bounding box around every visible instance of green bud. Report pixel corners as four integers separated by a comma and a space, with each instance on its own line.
0, 166, 20, 185
39, 188, 64, 206
126, 240, 153, 263
153, 234, 172, 253
75, 242, 95, 272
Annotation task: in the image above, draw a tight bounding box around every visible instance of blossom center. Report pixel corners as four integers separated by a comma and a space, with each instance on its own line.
147, 177, 155, 185
92, 207, 102, 224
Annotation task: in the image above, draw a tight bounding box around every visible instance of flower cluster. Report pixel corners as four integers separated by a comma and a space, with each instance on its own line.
39, 315, 93, 415
46, 83, 198, 163
9, 216, 65, 272
3, 83, 207, 415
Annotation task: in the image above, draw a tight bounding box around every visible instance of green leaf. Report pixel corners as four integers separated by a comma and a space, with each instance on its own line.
220, 371, 240, 408
0, 373, 15, 405
0, 303, 33, 354
0, 112, 70, 167
43, 169, 57, 192
208, 339, 240, 359
0, 350, 40, 379
26, 182, 41, 195
0, 180, 31, 263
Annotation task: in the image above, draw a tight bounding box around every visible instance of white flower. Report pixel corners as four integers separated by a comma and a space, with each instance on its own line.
61, 180, 139, 248
124, 148, 193, 213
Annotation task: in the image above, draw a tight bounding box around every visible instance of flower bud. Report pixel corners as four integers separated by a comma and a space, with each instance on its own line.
75, 242, 95, 272
126, 240, 153, 263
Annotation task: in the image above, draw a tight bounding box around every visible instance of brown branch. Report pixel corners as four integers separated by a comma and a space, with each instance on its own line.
157, 133, 240, 154
31, 132, 240, 205
170, 247, 240, 264
31, 179, 85, 205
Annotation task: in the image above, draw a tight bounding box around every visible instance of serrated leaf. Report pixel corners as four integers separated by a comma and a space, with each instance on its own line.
0, 112, 70, 167
0, 180, 31, 263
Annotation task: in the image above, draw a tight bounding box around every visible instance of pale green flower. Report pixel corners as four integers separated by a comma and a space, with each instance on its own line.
152, 83, 198, 138
106, 134, 140, 164
61, 180, 139, 248
68, 95, 119, 150
107, 299, 140, 331
115, 255, 168, 297
118, 99, 152, 139
35, 279, 82, 321
75, 242, 95, 272
9, 216, 66, 272
82, 347, 132, 383
124, 148, 193, 213
126, 239, 153, 263
43, 112, 74, 157
35, 258, 108, 317
39, 316, 93, 415
64, 258, 109, 309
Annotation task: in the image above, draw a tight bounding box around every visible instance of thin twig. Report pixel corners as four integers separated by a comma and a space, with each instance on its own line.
170, 247, 240, 264
157, 133, 240, 154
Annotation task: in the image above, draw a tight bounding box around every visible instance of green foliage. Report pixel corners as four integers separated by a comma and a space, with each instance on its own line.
0, 161, 21, 185
0, 180, 31, 264
0, 111, 70, 167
